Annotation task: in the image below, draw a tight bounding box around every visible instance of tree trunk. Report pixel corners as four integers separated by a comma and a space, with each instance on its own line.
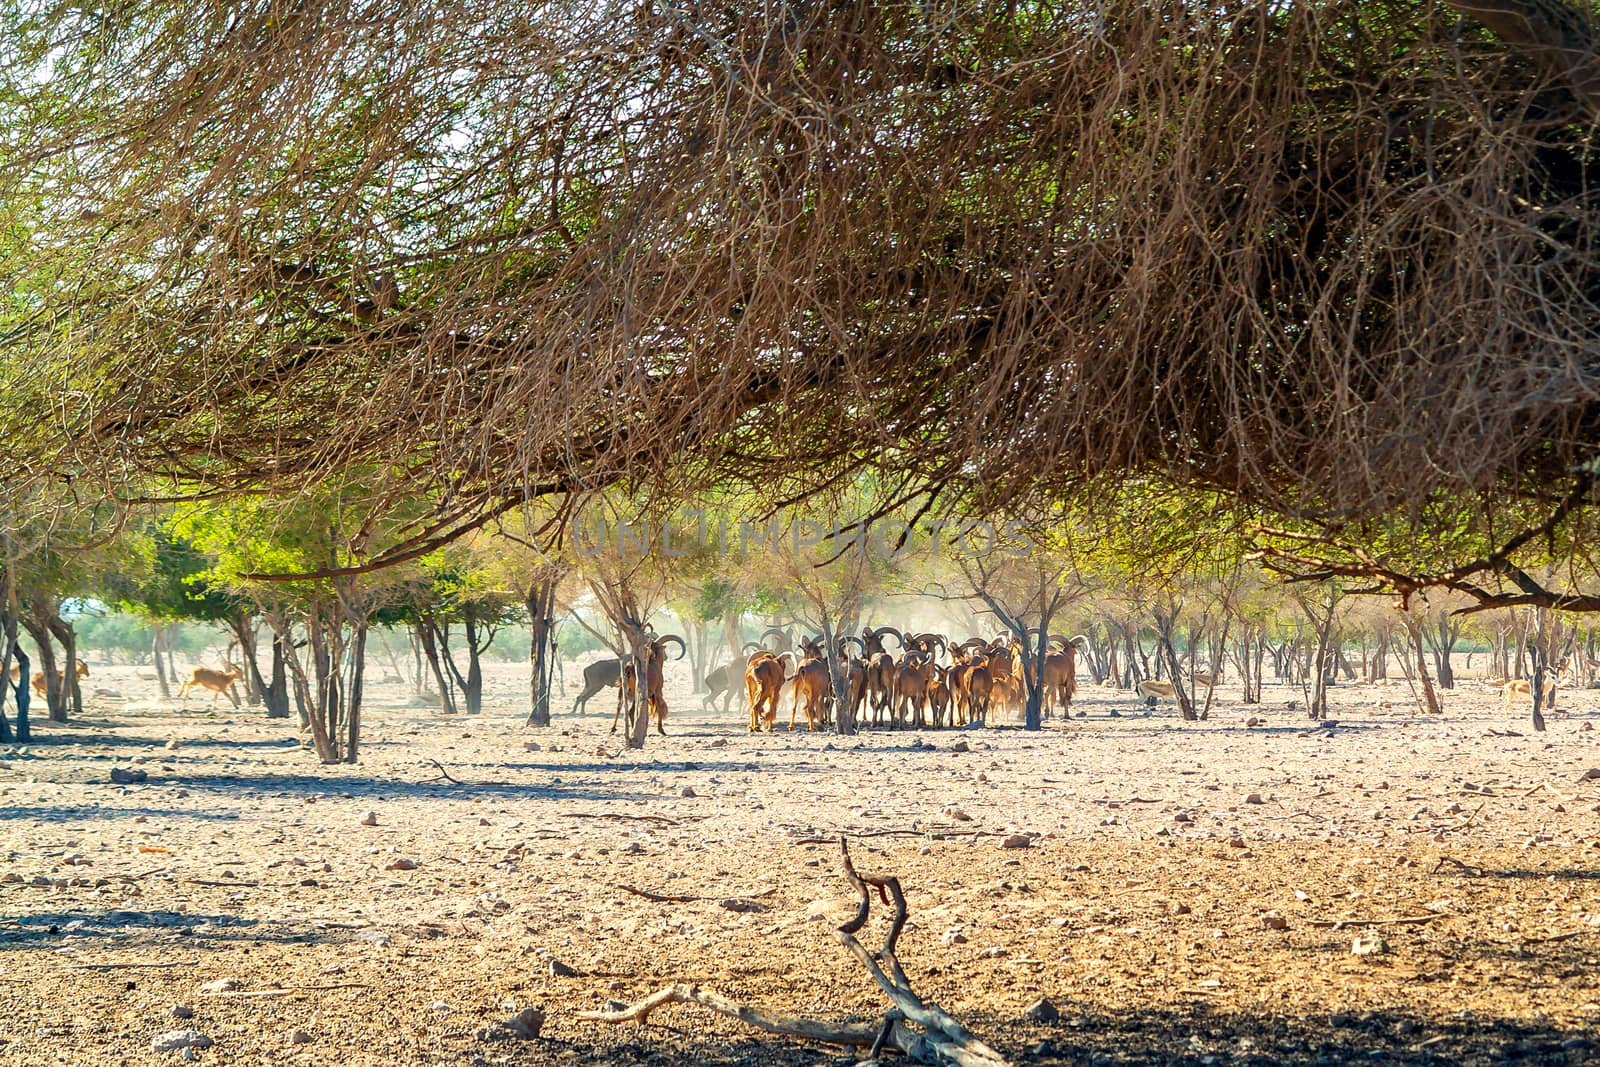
22, 617, 64, 723
821, 611, 858, 737
526, 578, 558, 727
415, 619, 457, 714
150, 625, 173, 700
1023, 629, 1047, 731
227, 612, 264, 706
1309, 617, 1333, 721
2, 640, 29, 744
46, 615, 82, 718
1152, 609, 1195, 721
437, 614, 487, 716
264, 629, 291, 719
344, 616, 367, 763
1401, 610, 1441, 716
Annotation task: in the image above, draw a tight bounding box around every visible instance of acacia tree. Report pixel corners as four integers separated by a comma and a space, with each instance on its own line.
102, 526, 246, 704
951, 515, 1093, 731
174, 491, 410, 762
15, 0, 1600, 622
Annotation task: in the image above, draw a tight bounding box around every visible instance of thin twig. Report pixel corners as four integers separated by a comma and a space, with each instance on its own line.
616, 884, 775, 904
422, 758, 462, 785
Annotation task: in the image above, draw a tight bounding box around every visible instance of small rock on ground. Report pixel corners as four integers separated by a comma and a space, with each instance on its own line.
151, 1030, 213, 1052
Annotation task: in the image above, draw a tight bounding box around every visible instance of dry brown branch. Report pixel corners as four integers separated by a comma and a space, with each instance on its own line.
1432, 856, 1488, 876
615, 884, 776, 904
557, 812, 690, 827
578, 983, 883, 1047
1308, 914, 1452, 929
585, 838, 1011, 1066
200, 984, 370, 999
421, 759, 462, 785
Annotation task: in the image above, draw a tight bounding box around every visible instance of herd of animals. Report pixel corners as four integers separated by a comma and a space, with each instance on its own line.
9, 630, 1566, 730
570, 623, 1573, 736
574, 625, 1100, 735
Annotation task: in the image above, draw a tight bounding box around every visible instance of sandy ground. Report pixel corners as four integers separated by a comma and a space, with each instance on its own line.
2, 661, 1599, 1066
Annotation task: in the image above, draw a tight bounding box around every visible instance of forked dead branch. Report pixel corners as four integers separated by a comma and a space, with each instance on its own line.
581, 838, 1011, 1067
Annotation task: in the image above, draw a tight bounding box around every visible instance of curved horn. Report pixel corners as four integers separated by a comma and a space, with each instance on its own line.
761, 625, 790, 642
837, 635, 866, 655
869, 626, 904, 648
657, 634, 688, 660
741, 641, 765, 654
954, 636, 987, 651
1068, 633, 1090, 648
1048, 633, 1071, 650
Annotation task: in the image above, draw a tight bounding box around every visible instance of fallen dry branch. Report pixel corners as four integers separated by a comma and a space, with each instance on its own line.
616, 884, 775, 905
1308, 914, 1451, 929
790, 828, 1005, 845
584, 838, 1011, 1066
201, 984, 370, 999
421, 759, 463, 785
559, 812, 693, 827
1431, 856, 1487, 877
61, 960, 198, 971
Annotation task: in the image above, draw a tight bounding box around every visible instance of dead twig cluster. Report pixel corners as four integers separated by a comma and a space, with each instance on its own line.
584, 837, 1011, 1066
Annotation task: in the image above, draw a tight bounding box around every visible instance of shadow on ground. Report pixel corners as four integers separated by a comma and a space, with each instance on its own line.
533, 1005, 1596, 1066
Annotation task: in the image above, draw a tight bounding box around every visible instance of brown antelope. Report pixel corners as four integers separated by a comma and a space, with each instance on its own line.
178, 664, 244, 706
11, 659, 90, 698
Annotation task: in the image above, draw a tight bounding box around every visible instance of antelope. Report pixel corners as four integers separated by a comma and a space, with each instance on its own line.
178, 664, 244, 706
1136, 678, 1176, 703
571, 658, 624, 716
1039, 634, 1087, 717
1499, 677, 1557, 714
11, 659, 89, 698
926, 665, 952, 728
702, 642, 766, 713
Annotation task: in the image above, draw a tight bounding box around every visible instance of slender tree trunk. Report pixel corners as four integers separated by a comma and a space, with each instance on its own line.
23, 617, 64, 723
264, 629, 291, 719
1023, 631, 1047, 731
1401, 610, 1441, 716
437, 616, 485, 716
3, 641, 29, 743
344, 617, 367, 763
465, 616, 484, 716
1152, 610, 1194, 721
47, 616, 82, 718
526, 578, 557, 727
150, 625, 173, 699
821, 611, 858, 737
415, 619, 457, 714
227, 613, 264, 705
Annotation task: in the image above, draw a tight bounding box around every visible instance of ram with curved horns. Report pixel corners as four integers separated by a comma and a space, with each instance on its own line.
860, 626, 903, 725
1040, 634, 1089, 718
613, 633, 687, 737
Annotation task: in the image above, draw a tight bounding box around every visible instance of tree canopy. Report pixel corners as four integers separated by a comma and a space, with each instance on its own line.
5, 1, 1600, 603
